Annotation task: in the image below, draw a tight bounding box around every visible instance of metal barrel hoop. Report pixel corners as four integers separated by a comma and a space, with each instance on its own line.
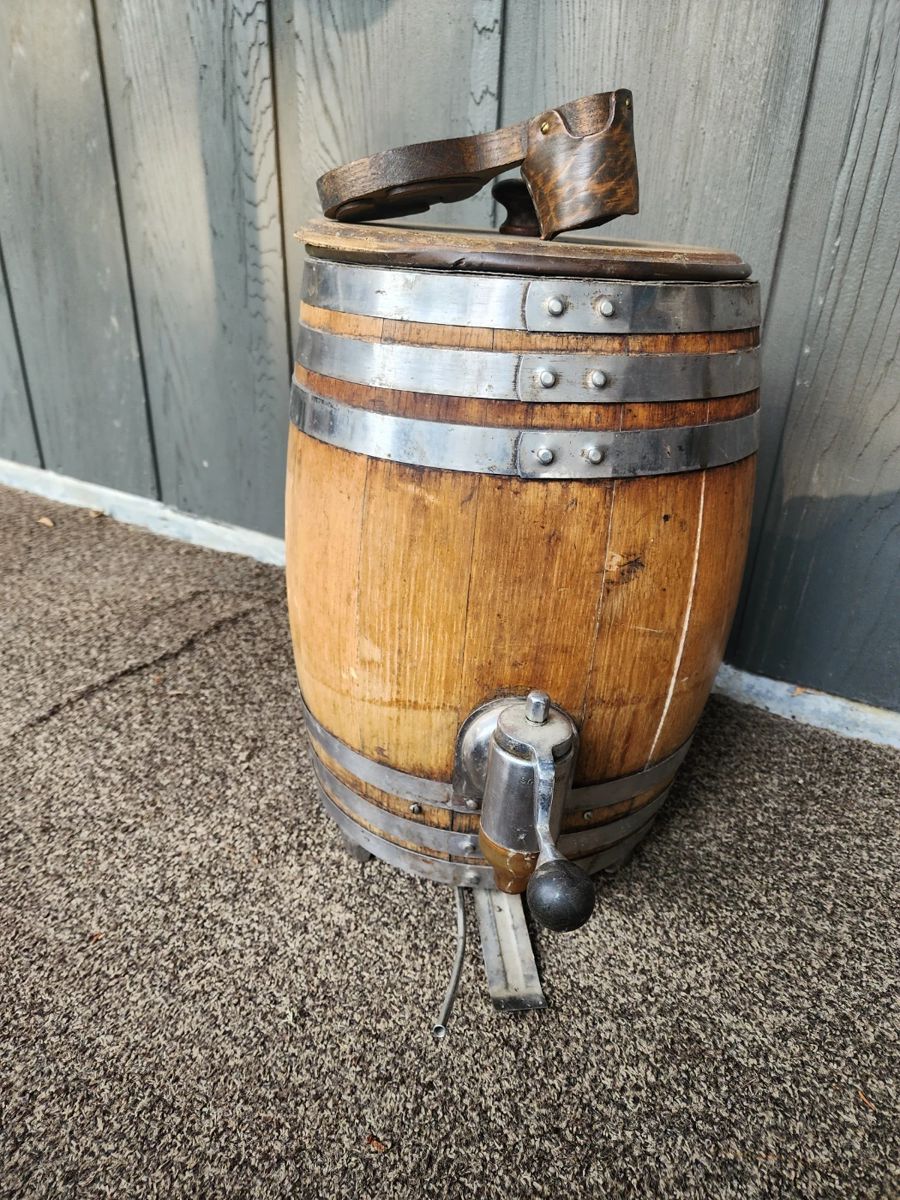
302, 258, 761, 334
290, 385, 758, 480
301, 696, 691, 817
296, 324, 759, 406
317, 782, 656, 890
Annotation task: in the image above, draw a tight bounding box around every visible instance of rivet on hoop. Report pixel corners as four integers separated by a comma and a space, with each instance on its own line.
597, 297, 616, 318
589, 369, 608, 389
464, 797, 480, 811
460, 838, 478, 855
535, 446, 555, 465
585, 446, 605, 466
583, 810, 593, 821
539, 369, 558, 388
409, 802, 422, 815
546, 295, 566, 317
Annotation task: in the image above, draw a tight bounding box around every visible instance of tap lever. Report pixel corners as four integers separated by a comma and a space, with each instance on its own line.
461, 690, 596, 932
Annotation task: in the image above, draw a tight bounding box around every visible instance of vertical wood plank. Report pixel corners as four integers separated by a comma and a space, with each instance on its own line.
0, 1, 155, 492
0, 249, 40, 466
285, 429, 367, 742
458, 476, 615, 733
657, 457, 756, 751
731, 0, 900, 710
96, 0, 290, 534
499, 0, 825, 306
273, 0, 504, 307
355, 462, 480, 777
578, 471, 705, 782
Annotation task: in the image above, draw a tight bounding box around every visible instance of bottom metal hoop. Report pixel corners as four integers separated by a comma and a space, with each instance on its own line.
317, 781, 657, 890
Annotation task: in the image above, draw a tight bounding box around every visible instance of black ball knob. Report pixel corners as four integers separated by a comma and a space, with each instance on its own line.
492, 178, 541, 237
526, 859, 595, 932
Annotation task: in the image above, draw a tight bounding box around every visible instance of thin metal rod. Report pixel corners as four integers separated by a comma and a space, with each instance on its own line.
432, 888, 467, 1039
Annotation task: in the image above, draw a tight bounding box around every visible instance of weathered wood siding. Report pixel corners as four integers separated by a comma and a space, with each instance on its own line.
94, 0, 290, 533
0, 0, 156, 494
0, 1, 896, 709
729, 0, 900, 708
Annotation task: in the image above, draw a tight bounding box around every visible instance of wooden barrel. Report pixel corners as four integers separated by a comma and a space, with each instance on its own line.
286, 219, 760, 890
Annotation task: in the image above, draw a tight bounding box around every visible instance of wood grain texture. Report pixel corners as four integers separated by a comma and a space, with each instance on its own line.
499, 0, 825, 302
356, 460, 480, 776
285, 429, 367, 740
455, 472, 615, 735
274, 0, 504, 306
0, 249, 39, 466
577, 466, 706, 781
96, 0, 289, 534
315, 88, 638, 239
731, 0, 900, 710
654, 456, 756, 753
285, 290, 759, 856
0, 1, 155, 492
299, 217, 752, 281
522, 89, 637, 239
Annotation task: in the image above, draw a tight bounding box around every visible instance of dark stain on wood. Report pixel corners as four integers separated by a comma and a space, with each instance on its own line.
316, 89, 638, 240
605, 551, 646, 586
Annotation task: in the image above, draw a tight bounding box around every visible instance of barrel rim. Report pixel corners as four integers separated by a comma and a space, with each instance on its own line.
299, 217, 753, 283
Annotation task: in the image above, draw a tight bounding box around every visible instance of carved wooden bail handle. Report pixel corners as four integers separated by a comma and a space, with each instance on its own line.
316, 89, 639, 240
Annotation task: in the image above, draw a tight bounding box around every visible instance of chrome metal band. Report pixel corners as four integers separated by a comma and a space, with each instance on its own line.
317, 783, 655, 889
290, 386, 758, 480
303, 696, 456, 809
313, 750, 668, 860
301, 696, 692, 813
297, 325, 759, 405
303, 258, 761, 335
570, 741, 691, 813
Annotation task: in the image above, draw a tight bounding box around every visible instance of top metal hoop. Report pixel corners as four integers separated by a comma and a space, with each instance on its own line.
303, 258, 760, 335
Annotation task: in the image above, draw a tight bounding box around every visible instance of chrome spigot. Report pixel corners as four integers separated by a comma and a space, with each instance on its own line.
453, 691, 595, 932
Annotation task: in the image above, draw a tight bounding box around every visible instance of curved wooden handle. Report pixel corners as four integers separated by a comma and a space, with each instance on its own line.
316, 89, 639, 240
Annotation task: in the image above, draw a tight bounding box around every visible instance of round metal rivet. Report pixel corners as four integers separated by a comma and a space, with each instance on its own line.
586, 446, 605, 465
460, 838, 478, 855
540, 120, 550, 134
546, 296, 566, 317
535, 446, 554, 465
409, 802, 422, 815
539, 369, 558, 389
464, 797, 480, 811
589, 369, 608, 389
583, 810, 593, 821
597, 297, 616, 318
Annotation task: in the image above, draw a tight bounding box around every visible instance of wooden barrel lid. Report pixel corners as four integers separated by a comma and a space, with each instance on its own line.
299, 218, 752, 282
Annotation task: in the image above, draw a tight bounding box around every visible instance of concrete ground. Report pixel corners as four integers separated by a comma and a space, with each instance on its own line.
1, 483, 897, 1199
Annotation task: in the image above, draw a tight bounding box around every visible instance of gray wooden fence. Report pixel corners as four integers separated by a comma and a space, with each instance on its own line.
1, 1, 897, 711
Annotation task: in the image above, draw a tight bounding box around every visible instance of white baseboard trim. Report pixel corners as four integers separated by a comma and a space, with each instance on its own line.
713, 664, 900, 750
3, 459, 898, 749
0, 458, 285, 566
